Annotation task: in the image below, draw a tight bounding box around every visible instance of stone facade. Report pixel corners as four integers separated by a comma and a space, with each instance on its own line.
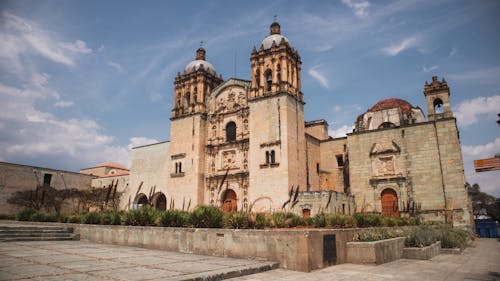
86, 21, 471, 226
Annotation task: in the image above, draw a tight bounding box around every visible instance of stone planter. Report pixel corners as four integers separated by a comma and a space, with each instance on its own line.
440, 247, 463, 254
403, 241, 441, 260
346, 237, 405, 265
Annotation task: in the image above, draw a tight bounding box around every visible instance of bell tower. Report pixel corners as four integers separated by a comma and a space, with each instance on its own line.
250, 21, 302, 101
424, 76, 453, 121
172, 47, 223, 118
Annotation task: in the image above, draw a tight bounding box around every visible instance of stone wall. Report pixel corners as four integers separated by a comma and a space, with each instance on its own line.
293, 190, 356, 217
0, 162, 95, 214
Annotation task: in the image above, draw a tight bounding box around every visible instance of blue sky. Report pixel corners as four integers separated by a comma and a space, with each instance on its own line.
0, 0, 499, 196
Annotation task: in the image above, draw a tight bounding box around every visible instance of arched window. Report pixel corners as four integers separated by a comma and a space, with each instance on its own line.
277, 64, 281, 83
270, 150, 276, 164
433, 98, 444, 114
185, 92, 190, 107
255, 69, 260, 88
378, 122, 396, 129
265, 69, 272, 91
226, 122, 236, 142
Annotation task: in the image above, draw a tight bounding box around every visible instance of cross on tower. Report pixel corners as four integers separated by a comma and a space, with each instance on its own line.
274, 15, 277, 22
200, 40, 204, 48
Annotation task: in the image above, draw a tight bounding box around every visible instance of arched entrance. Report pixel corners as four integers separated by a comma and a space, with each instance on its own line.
154, 193, 167, 211
134, 193, 148, 209
302, 208, 311, 218
381, 189, 399, 217
222, 189, 237, 213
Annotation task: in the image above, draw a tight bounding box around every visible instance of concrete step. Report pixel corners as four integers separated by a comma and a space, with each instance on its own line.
0, 234, 79, 242
0, 225, 79, 242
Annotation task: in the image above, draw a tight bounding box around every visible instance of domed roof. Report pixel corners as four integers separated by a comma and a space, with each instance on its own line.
184, 60, 216, 75
184, 47, 216, 75
262, 34, 290, 50
260, 21, 291, 50
97, 162, 127, 170
368, 98, 414, 113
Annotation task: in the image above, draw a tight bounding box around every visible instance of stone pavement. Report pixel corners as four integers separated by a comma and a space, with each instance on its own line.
229, 238, 500, 281
0, 240, 277, 281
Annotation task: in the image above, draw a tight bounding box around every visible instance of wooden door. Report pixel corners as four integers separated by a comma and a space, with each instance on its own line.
381, 189, 399, 217
302, 209, 311, 218
222, 189, 237, 213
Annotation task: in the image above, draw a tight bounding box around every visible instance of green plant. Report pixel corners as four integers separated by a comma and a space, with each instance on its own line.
43, 213, 58, 222
67, 214, 82, 223
100, 211, 121, 225
81, 211, 100, 224
16, 209, 36, 221
190, 206, 223, 228
30, 212, 46, 222
121, 206, 161, 226
0, 213, 16, 220
158, 210, 191, 227
312, 213, 326, 228
405, 226, 438, 247
223, 212, 249, 229
254, 213, 271, 229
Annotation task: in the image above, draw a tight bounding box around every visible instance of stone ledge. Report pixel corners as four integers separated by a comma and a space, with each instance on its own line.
346, 237, 406, 265
403, 241, 441, 260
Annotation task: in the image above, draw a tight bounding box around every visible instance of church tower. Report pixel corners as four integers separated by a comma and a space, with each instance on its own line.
247, 21, 307, 212
169, 48, 222, 208
172, 47, 223, 118
249, 21, 303, 101
424, 76, 453, 121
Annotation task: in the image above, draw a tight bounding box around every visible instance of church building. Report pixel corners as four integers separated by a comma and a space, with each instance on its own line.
84, 21, 471, 227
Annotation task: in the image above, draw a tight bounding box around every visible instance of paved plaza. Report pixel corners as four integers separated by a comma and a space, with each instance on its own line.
0, 240, 277, 281
0, 238, 498, 281
230, 238, 500, 281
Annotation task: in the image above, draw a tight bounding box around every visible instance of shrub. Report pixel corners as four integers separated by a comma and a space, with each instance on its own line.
312, 213, 326, 228
159, 210, 191, 227
81, 212, 100, 224
67, 214, 82, 223
100, 211, 121, 225
435, 226, 470, 249
405, 226, 438, 247
223, 212, 249, 229
284, 212, 301, 228
44, 213, 58, 222
121, 206, 161, 226
254, 213, 271, 229
0, 213, 16, 220
16, 209, 36, 221
355, 228, 399, 242
190, 206, 223, 228
31, 212, 46, 222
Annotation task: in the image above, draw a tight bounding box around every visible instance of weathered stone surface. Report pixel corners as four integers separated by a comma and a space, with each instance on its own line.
346, 237, 406, 265
403, 241, 441, 260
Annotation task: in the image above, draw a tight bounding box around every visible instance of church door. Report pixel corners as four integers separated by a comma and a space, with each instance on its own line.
381, 189, 399, 217
222, 189, 237, 213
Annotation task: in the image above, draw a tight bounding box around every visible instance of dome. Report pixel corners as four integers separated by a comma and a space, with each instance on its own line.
184, 60, 216, 75
260, 21, 291, 50
261, 34, 290, 50
368, 98, 414, 114
184, 47, 216, 75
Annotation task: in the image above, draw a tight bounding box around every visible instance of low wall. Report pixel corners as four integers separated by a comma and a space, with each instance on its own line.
346, 237, 406, 265
0, 220, 413, 272
403, 241, 441, 260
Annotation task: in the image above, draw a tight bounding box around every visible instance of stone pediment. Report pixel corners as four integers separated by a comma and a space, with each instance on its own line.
369, 140, 400, 156
207, 79, 250, 114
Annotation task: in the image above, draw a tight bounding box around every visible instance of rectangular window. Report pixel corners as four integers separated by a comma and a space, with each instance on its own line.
265, 151, 270, 164
316, 163, 320, 174
270, 150, 276, 164
336, 155, 344, 167
43, 173, 52, 186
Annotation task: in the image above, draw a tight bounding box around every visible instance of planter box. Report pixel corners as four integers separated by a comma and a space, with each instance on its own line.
346, 237, 405, 265
403, 241, 441, 260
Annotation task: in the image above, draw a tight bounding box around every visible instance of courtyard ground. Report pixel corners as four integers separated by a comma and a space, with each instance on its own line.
0, 236, 498, 281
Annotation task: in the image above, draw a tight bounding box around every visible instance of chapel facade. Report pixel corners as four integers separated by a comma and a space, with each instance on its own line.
88, 21, 472, 226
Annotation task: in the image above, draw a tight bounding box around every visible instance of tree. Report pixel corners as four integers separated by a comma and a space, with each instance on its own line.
467, 182, 499, 221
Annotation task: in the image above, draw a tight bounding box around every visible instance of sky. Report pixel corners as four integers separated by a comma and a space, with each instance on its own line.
0, 0, 499, 196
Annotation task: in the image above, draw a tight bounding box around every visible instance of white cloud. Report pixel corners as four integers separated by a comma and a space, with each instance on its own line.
0, 11, 90, 68
381, 37, 418, 56
448, 47, 458, 57
422, 65, 439, 73
106, 60, 124, 73
461, 138, 500, 197
333, 105, 341, 112
462, 138, 500, 158
54, 100, 74, 107
127, 137, 159, 150
308, 65, 330, 89
454, 95, 500, 127
342, 0, 371, 18
60, 40, 92, 54
328, 125, 354, 138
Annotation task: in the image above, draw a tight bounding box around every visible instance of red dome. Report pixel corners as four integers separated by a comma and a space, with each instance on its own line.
368, 98, 414, 113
